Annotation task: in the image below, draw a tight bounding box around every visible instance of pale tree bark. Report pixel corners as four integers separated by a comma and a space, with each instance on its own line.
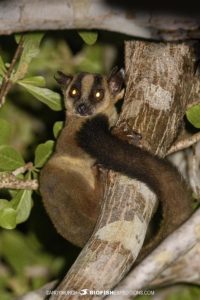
46, 41, 199, 300
151, 242, 200, 287
1, 0, 200, 41
167, 134, 200, 155
17, 235, 200, 300
0, 163, 38, 190
107, 208, 200, 300
0, 173, 38, 190
188, 142, 200, 198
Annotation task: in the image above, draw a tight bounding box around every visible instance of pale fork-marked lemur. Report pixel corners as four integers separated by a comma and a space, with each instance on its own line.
40, 68, 193, 259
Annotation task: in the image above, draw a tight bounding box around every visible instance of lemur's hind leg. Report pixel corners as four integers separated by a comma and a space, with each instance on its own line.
40, 157, 102, 247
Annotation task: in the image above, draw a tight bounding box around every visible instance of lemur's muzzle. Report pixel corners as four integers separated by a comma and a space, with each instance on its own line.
76, 103, 91, 116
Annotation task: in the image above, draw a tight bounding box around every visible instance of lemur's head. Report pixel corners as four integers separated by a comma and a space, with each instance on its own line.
55, 68, 125, 117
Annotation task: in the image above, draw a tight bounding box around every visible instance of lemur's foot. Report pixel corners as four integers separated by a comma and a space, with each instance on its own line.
92, 163, 108, 178
112, 120, 142, 145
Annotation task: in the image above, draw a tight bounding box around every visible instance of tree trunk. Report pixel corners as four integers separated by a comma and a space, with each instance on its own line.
49, 40, 198, 300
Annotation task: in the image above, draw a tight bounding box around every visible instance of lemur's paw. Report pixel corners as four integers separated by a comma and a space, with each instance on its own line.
112, 120, 142, 145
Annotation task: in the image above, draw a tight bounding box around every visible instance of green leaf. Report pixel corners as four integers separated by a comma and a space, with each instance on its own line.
0, 102, 36, 154
0, 119, 12, 144
53, 121, 64, 138
0, 55, 6, 76
15, 34, 21, 44
0, 207, 17, 229
18, 81, 62, 111
78, 31, 98, 45
12, 33, 44, 82
186, 104, 200, 128
0, 199, 16, 229
0, 199, 11, 209
0, 145, 24, 171
11, 189, 32, 224
34, 140, 54, 168
0, 231, 39, 274
18, 76, 46, 87
75, 44, 104, 73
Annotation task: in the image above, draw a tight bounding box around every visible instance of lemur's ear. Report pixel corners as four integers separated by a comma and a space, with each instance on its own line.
54, 71, 73, 87
108, 67, 125, 95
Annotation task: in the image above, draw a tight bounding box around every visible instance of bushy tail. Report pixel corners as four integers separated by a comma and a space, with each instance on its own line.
77, 114, 193, 259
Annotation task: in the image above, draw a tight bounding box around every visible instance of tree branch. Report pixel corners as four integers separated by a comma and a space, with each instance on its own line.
107, 208, 200, 300
11, 162, 34, 176
0, 172, 38, 190
1, 1, 200, 41
0, 163, 38, 190
150, 242, 200, 287
167, 132, 200, 155
0, 35, 24, 107
16, 221, 200, 300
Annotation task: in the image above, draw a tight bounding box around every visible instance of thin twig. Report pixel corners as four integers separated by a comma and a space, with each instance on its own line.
167, 131, 200, 155
12, 162, 33, 176
0, 35, 24, 106
0, 172, 38, 190
1, 162, 38, 190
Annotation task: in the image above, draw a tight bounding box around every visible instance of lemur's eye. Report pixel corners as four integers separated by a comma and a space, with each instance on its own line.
69, 87, 79, 98
94, 90, 104, 100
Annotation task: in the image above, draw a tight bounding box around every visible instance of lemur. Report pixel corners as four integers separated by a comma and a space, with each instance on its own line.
40, 68, 193, 258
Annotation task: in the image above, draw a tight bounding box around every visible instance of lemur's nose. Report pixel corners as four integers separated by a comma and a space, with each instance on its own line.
77, 103, 87, 116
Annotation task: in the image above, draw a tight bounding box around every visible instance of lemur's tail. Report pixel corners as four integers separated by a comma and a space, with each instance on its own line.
77, 114, 193, 260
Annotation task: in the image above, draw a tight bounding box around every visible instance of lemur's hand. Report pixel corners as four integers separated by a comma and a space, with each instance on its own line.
112, 121, 142, 146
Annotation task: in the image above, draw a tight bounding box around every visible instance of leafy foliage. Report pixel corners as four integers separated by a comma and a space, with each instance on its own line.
11, 187, 33, 224
0, 102, 35, 155
18, 81, 62, 111
0, 33, 118, 299
0, 202, 16, 229
0, 55, 6, 76
18, 76, 46, 87
53, 121, 64, 138
78, 31, 98, 45
0, 119, 12, 144
12, 33, 44, 82
136, 287, 200, 300
0, 145, 24, 171
34, 140, 55, 168
0, 178, 33, 230
186, 104, 200, 128
0, 230, 66, 299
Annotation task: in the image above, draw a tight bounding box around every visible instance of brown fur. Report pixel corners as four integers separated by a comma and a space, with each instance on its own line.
40, 119, 102, 246
40, 69, 192, 257
40, 69, 124, 247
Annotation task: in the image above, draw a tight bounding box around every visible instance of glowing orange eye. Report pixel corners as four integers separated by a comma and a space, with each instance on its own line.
69, 88, 79, 98
72, 89, 77, 95
94, 90, 104, 100
95, 91, 101, 98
